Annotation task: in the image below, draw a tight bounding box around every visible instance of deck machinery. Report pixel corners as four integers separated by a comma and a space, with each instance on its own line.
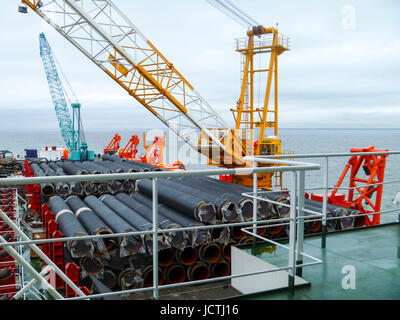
20, 0, 289, 189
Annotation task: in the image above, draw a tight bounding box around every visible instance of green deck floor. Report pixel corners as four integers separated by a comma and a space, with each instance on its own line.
240, 224, 400, 300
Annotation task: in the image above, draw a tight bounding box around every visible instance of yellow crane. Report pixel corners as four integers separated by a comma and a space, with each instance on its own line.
19, 0, 289, 188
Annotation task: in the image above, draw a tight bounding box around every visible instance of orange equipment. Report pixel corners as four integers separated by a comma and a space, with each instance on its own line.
311, 146, 388, 226
118, 134, 140, 159
104, 133, 121, 155
140, 133, 166, 166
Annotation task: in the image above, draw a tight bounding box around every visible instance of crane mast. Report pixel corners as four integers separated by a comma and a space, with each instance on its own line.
39, 32, 74, 150
39, 32, 94, 161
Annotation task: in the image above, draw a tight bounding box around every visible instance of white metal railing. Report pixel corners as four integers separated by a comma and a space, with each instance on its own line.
0, 160, 321, 300
244, 150, 400, 249
0, 188, 26, 299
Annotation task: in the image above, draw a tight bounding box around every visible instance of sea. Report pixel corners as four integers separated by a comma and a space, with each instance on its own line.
1, 128, 400, 224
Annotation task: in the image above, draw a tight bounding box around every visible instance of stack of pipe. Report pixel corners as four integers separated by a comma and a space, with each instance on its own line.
47, 162, 83, 195
136, 179, 217, 225
29, 163, 55, 198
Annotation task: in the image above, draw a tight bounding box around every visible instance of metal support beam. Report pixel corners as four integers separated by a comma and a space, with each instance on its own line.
288, 171, 297, 295
0, 235, 63, 300
0, 209, 86, 298
321, 157, 328, 249
296, 171, 305, 277
152, 177, 159, 300
252, 161, 258, 235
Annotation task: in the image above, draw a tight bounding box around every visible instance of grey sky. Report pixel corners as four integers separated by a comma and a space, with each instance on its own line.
0, 0, 399, 132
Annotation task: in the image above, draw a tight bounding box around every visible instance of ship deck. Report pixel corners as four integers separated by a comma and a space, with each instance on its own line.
236, 223, 400, 300
124, 223, 400, 300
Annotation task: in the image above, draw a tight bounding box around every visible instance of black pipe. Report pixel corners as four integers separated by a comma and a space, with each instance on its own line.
142, 265, 164, 287
117, 268, 144, 290
94, 160, 136, 192
83, 195, 144, 256
115, 193, 185, 250
164, 264, 186, 284
48, 196, 93, 258
47, 162, 83, 196
173, 177, 255, 220
187, 262, 210, 281
30, 163, 55, 198
175, 246, 198, 266
198, 242, 221, 264
158, 247, 175, 267
39, 162, 67, 195
131, 192, 210, 247
66, 195, 115, 253
137, 179, 216, 224
72, 161, 111, 195
80, 256, 104, 276
220, 240, 236, 262
99, 194, 159, 253
100, 268, 117, 290
209, 221, 230, 244
59, 161, 88, 175
210, 260, 230, 278
161, 178, 242, 222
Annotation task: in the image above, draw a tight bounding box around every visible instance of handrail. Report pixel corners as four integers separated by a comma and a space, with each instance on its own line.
0, 162, 320, 187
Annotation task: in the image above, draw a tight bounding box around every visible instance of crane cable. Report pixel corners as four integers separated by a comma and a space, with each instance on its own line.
205, 0, 260, 28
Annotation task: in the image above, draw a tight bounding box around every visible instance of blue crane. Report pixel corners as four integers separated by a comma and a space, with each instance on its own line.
39, 32, 94, 161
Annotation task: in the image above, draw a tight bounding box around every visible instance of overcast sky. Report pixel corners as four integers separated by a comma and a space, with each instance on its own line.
0, 0, 399, 131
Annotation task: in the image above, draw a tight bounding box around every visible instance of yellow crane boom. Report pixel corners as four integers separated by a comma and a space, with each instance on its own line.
21, 0, 243, 164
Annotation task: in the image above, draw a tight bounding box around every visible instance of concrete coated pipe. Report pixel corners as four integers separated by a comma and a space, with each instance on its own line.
48, 196, 93, 258
66, 195, 116, 253
137, 179, 216, 224
83, 195, 144, 256
131, 192, 210, 247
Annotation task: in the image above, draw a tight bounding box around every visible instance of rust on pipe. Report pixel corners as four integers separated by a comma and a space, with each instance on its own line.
142, 265, 164, 287
175, 246, 198, 266
220, 240, 236, 262
210, 260, 230, 278
187, 262, 210, 281
199, 242, 221, 264
230, 226, 247, 241
158, 248, 175, 267
164, 264, 186, 284
238, 236, 254, 245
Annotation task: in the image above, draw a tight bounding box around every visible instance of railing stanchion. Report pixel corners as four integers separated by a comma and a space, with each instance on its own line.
152, 177, 159, 300
296, 171, 305, 277
288, 171, 297, 294
321, 157, 328, 249
252, 161, 258, 236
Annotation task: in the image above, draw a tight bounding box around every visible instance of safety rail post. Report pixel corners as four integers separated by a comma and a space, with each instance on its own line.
296, 171, 305, 277
252, 161, 258, 236
152, 177, 159, 300
288, 171, 297, 295
321, 157, 328, 249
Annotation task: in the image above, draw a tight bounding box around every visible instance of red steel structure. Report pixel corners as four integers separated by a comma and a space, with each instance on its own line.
312, 146, 388, 226
104, 133, 121, 155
